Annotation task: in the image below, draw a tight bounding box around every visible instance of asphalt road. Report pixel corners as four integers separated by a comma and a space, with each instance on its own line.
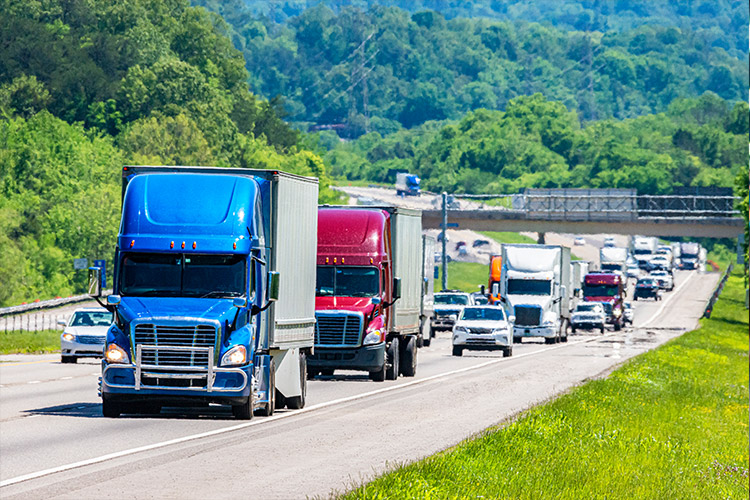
0, 269, 719, 499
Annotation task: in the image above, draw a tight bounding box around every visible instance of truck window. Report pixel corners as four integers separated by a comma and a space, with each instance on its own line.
506, 279, 551, 296
582, 284, 618, 297
316, 266, 380, 297
435, 294, 469, 305
120, 253, 245, 298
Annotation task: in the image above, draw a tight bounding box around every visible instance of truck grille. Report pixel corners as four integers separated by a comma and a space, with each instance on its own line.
514, 306, 542, 326
314, 313, 363, 346
133, 324, 216, 367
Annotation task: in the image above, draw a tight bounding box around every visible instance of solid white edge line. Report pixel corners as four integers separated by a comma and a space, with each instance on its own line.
0, 333, 607, 488
641, 271, 696, 328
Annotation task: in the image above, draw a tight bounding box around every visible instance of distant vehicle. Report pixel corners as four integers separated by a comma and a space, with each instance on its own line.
432, 291, 474, 332
603, 237, 616, 247
451, 306, 513, 357
574, 237, 586, 246
570, 302, 606, 333
623, 302, 634, 325
649, 270, 674, 291
678, 242, 701, 270
626, 264, 640, 279
395, 172, 421, 196
634, 278, 661, 301
59, 308, 113, 363
599, 246, 629, 283
648, 257, 671, 272
487, 255, 503, 305
471, 292, 489, 305
356, 196, 377, 206
432, 195, 461, 209
434, 251, 452, 263
633, 236, 658, 268
472, 239, 490, 248
582, 273, 625, 331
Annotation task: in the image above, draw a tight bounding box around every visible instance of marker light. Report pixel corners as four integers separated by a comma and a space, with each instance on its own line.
192, 242, 196, 249
221, 345, 247, 366
105, 344, 129, 364
334, 258, 337, 264
233, 242, 237, 250
326, 257, 329, 264
181, 242, 185, 249
170, 241, 174, 249
130, 240, 135, 248
342, 258, 345, 263
62, 333, 75, 342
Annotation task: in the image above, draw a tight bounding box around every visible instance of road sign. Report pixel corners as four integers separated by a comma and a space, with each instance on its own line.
73, 258, 88, 270
94, 259, 107, 288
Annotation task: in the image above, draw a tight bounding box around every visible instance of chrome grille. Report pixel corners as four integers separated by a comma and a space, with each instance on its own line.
77, 335, 105, 345
314, 313, 363, 346
467, 327, 493, 334
514, 306, 542, 326
133, 324, 216, 367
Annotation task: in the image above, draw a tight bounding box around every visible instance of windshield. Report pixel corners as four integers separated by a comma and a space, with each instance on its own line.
506, 279, 551, 296
576, 304, 602, 313
601, 263, 621, 271
71, 311, 112, 326
638, 279, 655, 286
461, 307, 505, 321
120, 253, 246, 298
600, 302, 613, 314
633, 249, 651, 255
316, 266, 380, 297
583, 284, 618, 297
435, 294, 469, 305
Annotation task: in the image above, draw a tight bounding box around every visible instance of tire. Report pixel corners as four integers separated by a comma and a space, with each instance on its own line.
571, 326, 577, 333
286, 351, 307, 410
416, 335, 424, 348
422, 335, 431, 347
61, 356, 76, 364
545, 337, 556, 345
399, 336, 417, 377
386, 337, 399, 380
369, 364, 386, 382
600, 326, 605, 333
232, 391, 254, 420
513, 337, 522, 344
452, 345, 463, 357
503, 347, 512, 357
614, 321, 622, 331
634, 296, 638, 301
274, 389, 287, 409
102, 395, 121, 418
255, 360, 275, 417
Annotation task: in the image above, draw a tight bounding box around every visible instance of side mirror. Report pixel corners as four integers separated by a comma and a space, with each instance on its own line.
508, 315, 516, 324
491, 283, 500, 296
88, 267, 102, 297
57, 319, 67, 327
268, 271, 280, 302
371, 297, 382, 305
479, 285, 486, 295
233, 297, 248, 308
107, 295, 121, 305
393, 277, 402, 300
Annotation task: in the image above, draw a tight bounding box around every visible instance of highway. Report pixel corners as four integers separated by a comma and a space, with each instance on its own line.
0, 269, 719, 499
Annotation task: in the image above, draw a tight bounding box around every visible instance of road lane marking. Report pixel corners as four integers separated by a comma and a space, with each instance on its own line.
0, 360, 56, 367
27, 381, 41, 385
0, 334, 609, 488
641, 271, 696, 328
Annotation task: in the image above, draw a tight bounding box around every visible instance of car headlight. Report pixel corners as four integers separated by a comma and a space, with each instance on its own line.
613, 309, 622, 317
105, 343, 129, 364
62, 333, 75, 342
221, 345, 247, 366
449, 314, 458, 321
454, 326, 467, 334
493, 327, 508, 335
363, 330, 383, 345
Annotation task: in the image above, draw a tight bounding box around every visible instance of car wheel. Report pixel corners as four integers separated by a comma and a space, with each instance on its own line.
399, 336, 417, 377
503, 347, 512, 357
452, 346, 463, 356
513, 337, 522, 344
600, 326, 605, 333
385, 337, 399, 380
61, 356, 76, 364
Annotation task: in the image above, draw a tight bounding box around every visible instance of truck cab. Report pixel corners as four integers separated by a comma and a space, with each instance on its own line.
582, 273, 625, 330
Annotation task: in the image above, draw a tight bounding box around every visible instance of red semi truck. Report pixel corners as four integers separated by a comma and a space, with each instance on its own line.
308, 206, 430, 381
582, 273, 625, 331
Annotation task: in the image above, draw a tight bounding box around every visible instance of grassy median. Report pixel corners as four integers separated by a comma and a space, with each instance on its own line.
342, 272, 749, 499
0, 330, 61, 355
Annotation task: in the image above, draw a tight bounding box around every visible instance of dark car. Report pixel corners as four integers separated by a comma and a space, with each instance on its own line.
634, 278, 661, 301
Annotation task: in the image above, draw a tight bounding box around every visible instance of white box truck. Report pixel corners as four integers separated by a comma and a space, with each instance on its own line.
501, 244, 571, 344
633, 236, 658, 268
600, 246, 629, 283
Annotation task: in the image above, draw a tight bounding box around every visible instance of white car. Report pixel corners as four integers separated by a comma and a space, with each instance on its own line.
570, 302, 606, 333
59, 308, 113, 363
649, 270, 674, 291
452, 306, 513, 357
574, 237, 586, 246
432, 291, 473, 332
626, 265, 640, 279
623, 302, 634, 325
603, 237, 616, 247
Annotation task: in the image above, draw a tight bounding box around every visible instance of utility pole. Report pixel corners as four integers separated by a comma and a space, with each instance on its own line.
441, 192, 448, 290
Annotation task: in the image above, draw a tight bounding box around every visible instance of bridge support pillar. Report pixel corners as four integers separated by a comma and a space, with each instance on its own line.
537, 232, 546, 244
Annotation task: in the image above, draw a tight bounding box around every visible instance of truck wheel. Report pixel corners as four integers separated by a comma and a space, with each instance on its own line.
285, 351, 307, 410
232, 391, 254, 420
545, 337, 556, 345
571, 326, 577, 333
274, 389, 287, 409
422, 335, 431, 347
255, 360, 275, 417
452, 346, 463, 357
369, 364, 386, 382
503, 347, 512, 357
416, 335, 424, 348
102, 395, 121, 418
61, 356, 76, 364
600, 326, 605, 333
634, 297, 638, 301
614, 321, 622, 331
386, 337, 399, 380
400, 336, 417, 377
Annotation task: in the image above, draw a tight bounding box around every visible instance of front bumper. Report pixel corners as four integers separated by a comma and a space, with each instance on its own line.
61, 338, 105, 358
308, 342, 385, 372
572, 321, 604, 330
453, 331, 511, 349
431, 318, 456, 331
513, 325, 557, 338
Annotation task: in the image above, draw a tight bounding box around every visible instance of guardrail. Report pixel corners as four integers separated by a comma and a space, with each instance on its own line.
703, 264, 734, 319
0, 290, 111, 317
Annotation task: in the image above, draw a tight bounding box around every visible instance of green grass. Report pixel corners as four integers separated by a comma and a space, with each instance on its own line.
479, 231, 537, 245
0, 329, 61, 354
342, 272, 749, 499
436, 262, 487, 293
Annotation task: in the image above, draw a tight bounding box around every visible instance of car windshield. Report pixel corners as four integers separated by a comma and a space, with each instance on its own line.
472, 295, 489, 305
71, 311, 113, 326
583, 284, 618, 297
435, 294, 469, 305
600, 302, 613, 314
638, 279, 655, 286
506, 279, 551, 295
576, 304, 602, 313
461, 307, 505, 321
316, 266, 379, 297
120, 253, 246, 298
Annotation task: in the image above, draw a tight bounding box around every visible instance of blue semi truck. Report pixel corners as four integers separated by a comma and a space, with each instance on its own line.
91, 166, 318, 419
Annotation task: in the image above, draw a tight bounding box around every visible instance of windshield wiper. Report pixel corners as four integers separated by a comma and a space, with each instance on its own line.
199, 291, 243, 299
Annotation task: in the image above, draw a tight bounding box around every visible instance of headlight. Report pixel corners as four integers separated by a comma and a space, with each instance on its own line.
221, 345, 247, 366
105, 343, 129, 364
363, 330, 383, 345
613, 309, 622, 317
454, 326, 467, 334
493, 327, 508, 335
449, 314, 458, 321
62, 333, 75, 342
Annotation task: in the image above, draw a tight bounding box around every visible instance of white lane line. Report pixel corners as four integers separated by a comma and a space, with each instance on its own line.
0, 333, 611, 489
27, 381, 41, 385
60, 377, 73, 381
641, 272, 696, 328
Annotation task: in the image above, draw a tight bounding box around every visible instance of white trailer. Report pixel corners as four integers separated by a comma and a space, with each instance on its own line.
420, 235, 436, 347
501, 244, 571, 344
600, 246, 629, 283
633, 236, 658, 267
570, 260, 590, 310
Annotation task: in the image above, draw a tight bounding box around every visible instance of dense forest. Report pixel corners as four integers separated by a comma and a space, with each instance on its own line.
0, 0, 339, 306
194, 1, 747, 135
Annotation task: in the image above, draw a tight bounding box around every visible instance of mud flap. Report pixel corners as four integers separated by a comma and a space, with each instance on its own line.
272, 347, 302, 399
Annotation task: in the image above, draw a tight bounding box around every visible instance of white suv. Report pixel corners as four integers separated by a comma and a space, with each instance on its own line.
571, 302, 606, 333
432, 291, 473, 332
452, 305, 513, 357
